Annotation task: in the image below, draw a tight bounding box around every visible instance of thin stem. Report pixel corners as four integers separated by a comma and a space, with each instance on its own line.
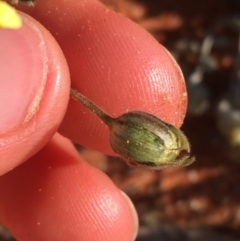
70, 87, 113, 126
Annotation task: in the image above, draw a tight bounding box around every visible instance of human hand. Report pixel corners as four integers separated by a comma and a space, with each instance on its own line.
0, 0, 187, 240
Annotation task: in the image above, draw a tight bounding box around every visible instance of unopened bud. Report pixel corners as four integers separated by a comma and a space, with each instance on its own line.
71, 88, 195, 169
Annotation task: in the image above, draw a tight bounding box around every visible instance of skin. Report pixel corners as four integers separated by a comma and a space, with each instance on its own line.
0, 0, 187, 240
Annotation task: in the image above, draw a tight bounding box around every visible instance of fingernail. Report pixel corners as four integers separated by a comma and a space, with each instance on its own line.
121, 191, 139, 241
0, 14, 48, 134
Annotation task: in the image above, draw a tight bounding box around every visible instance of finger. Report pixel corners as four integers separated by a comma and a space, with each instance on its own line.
0, 12, 70, 175
17, 0, 187, 156
0, 133, 138, 241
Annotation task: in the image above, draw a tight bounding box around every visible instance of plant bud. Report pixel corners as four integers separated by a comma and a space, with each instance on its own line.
110, 111, 194, 169
11, 0, 35, 6
71, 88, 195, 169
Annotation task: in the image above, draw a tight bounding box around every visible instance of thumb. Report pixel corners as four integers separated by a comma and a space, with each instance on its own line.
0, 12, 70, 175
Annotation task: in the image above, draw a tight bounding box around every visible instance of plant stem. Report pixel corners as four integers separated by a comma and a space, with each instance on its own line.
70, 87, 113, 126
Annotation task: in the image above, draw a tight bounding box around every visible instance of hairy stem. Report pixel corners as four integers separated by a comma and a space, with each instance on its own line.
70, 87, 113, 126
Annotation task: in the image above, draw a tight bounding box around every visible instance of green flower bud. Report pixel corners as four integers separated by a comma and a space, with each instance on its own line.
71, 88, 195, 169
11, 0, 35, 6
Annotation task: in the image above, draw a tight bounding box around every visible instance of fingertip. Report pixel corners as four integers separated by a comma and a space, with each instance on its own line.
0, 12, 70, 175
121, 191, 139, 241
0, 134, 138, 241
17, 0, 187, 157
58, 1, 187, 155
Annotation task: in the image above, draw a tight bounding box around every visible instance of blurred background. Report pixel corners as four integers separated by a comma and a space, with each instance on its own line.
2, 0, 240, 240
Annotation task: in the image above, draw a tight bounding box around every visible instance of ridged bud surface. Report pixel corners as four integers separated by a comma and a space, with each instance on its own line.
110, 111, 194, 169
